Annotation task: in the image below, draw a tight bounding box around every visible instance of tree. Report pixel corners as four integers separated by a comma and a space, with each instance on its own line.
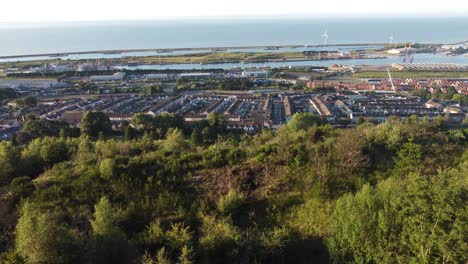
202, 127, 216, 144
166, 223, 192, 251
199, 214, 241, 252
333, 128, 370, 179
76, 136, 93, 161
39, 139, 68, 166
190, 127, 203, 145
217, 190, 245, 214
356, 116, 366, 126
22, 118, 72, 140
444, 87, 457, 100
288, 112, 323, 132
155, 247, 171, 264
0, 87, 17, 100
393, 139, 423, 177
99, 159, 116, 179
208, 112, 225, 133
132, 113, 156, 131
91, 197, 119, 236
15, 201, 82, 264
16, 96, 37, 107
178, 246, 194, 264
164, 128, 187, 152
7, 176, 35, 205
0, 142, 19, 184
124, 125, 137, 141
143, 84, 162, 96
412, 88, 431, 99
89, 197, 133, 264
452, 93, 462, 102
328, 166, 467, 264
259, 226, 292, 256
432, 88, 442, 99
80, 111, 112, 138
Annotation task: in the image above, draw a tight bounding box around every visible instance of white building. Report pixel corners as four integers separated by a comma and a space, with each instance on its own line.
146, 73, 169, 80
90, 72, 126, 82
178, 72, 212, 79
242, 70, 269, 78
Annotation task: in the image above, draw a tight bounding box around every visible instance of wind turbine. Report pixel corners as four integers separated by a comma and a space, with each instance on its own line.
318, 30, 329, 60
322, 30, 329, 46
388, 34, 394, 45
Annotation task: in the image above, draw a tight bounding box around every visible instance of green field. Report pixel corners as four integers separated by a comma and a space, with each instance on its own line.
351, 71, 468, 78
0, 52, 312, 69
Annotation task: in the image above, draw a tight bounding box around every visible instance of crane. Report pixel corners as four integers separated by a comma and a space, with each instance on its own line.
387, 68, 396, 92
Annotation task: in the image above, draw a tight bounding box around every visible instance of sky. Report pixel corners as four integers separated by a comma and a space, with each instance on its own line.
1, 0, 468, 22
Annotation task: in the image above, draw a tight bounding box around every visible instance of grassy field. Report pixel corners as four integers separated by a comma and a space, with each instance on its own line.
125, 51, 309, 64
351, 71, 468, 78
0, 52, 312, 69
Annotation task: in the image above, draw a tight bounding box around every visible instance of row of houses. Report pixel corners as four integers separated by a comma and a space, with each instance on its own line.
307, 78, 468, 94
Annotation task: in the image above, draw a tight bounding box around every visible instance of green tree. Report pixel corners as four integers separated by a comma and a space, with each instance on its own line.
207, 112, 225, 133
143, 84, 162, 96
0, 142, 19, 184
217, 190, 245, 214
259, 226, 292, 256
166, 223, 192, 251
444, 87, 457, 100
75, 135, 94, 161
393, 139, 423, 177
164, 128, 187, 153
199, 214, 241, 252
0, 87, 17, 100
178, 246, 194, 264
124, 125, 137, 141
39, 139, 67, 166
190, 127, 203, 145
16, 96, 37, 107
89, 197, 132, 264
156, 247, 171, 264
15, 201, 82, 264
201, 127, 217, 144
80, 111, 112, 138
99, 158, 116, 179
356, 116, 366, 126
452, 93, 462, 102
328, 166, 467, 264
288, 112, 323, 132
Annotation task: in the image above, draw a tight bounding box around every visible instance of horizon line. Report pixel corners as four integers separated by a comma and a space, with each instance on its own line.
1, 13, 467, 24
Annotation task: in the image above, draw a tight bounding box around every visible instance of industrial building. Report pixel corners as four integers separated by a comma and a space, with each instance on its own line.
391, 63, 467, 71
90, 72, 126, 82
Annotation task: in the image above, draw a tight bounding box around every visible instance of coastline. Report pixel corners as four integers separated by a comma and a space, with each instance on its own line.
0, 43, 399, 59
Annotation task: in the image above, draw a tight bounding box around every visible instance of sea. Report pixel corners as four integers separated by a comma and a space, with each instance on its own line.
0, 17, 467, 68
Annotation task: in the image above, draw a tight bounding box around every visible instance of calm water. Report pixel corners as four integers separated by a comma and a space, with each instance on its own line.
1, 17, 467, 57
115, 53, 468, 70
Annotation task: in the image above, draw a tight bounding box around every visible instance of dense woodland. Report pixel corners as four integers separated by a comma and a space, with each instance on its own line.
0, 111, 466, 263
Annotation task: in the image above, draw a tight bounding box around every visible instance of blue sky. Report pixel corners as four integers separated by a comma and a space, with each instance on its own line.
2, 0, 468, 22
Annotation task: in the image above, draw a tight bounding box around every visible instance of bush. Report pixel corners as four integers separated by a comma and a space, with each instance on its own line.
216, 190, 245, 214
199, 214, 241, 250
